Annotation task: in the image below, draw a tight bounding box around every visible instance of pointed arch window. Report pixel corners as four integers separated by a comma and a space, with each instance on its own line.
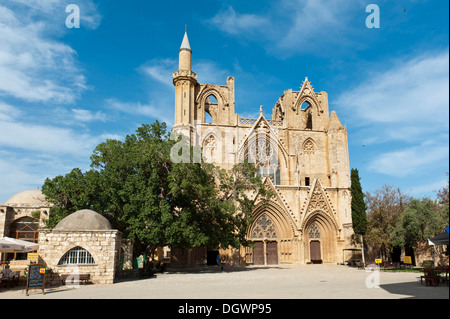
300, 101, 311, 110
306, 112, 313, 130
247, 129, 279, 180
303, 139, 315, 155
58, 246, 95, 265
252, 214, 277, 239
204, 94, 217, 124
308, 223, 320, 239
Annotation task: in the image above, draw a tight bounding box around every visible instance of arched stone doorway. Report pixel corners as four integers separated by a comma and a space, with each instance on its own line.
247, 201, 296, 265
250, 214, 278, 265
303, 210, 338, 264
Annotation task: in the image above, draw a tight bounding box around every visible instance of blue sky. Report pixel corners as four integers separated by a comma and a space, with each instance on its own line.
0, 0, 448, 203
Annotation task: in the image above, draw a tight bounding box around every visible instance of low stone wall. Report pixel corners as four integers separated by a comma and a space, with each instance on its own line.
38, 229, 121, 284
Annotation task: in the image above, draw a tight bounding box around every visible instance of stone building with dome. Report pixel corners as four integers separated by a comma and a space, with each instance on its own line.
38, 209, 122, 284
0, 189, 52, 265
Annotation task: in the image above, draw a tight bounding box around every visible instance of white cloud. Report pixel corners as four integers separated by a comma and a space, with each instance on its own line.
0, 1, 102, 104
0, 118, 97, 155
367, 140, 449, 177
335, 50, 449, 144
0, 101, 21, 121
333, 49, 449, 179
71, 108, 108, 122
276, 0, 355, 50
194, 61, 230, 85
337, 51, 449, 125
0, 101, 104, 156
6, 0, 102, 29
106, 98, 173, 126
208, 6, 268, 36
139, 58, 177, 87
406, 178, 449, 197
140, 58, 230, 86
207, 1, 359, 55
0, 6, 86, 103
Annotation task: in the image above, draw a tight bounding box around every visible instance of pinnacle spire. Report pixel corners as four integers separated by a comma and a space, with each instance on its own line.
180, 26, 191, 51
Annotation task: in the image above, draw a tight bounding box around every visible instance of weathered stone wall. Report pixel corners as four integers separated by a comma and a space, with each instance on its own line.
38, 229, 121, 284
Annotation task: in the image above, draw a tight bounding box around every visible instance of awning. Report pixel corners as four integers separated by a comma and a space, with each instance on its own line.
428, 232, 449, 246
0, 237, 39, 253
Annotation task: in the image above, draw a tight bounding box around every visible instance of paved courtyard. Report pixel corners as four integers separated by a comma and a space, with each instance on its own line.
1, 264, 448, 299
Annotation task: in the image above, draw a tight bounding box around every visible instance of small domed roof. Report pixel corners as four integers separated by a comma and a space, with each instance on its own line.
5, 189, 49, 206
54, 209, 112, 231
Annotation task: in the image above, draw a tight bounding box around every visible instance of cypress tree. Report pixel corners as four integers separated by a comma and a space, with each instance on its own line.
350, 168, 368, 235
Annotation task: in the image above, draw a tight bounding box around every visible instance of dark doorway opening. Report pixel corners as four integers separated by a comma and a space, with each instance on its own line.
206, 250, 219, 265
391, 247, 401, 263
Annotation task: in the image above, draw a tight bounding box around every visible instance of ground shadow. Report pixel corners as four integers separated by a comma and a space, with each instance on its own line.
165, 265, 287, 274
380, 281, 449, 299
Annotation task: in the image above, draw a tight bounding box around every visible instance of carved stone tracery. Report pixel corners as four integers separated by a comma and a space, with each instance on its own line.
252, 214, 277, 239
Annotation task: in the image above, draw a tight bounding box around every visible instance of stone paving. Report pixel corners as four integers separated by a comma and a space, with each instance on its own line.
1, 264, 448, 299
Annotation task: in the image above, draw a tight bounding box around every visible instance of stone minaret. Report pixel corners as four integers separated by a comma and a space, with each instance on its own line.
173, 26, 198, 128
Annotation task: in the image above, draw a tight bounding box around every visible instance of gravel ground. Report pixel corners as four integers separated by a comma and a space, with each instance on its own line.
1, 264, 448, 299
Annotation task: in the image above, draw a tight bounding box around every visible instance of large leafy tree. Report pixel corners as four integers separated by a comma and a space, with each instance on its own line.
364, 185, 408, 259
389, 198, 443, 247
42, 121, 270, 256
390, 175, 449, 248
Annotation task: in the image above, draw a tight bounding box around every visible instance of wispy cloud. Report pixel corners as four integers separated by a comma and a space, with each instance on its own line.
106, 98, 174, 126
334, 49, 449, 180
208, 6, 268, 36
0, 4, 89, 104
6, 0, 102, 30
207, 0, 361, 55
406, 177, 449, 198
368, 140, 449, 177
140, 58, 230, 86
71, 108, 108, 123
139, 58, 176, 87
0, 111, 98, 156
335, 49, 449, 144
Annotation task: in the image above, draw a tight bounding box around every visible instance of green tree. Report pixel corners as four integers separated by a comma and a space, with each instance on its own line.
390, 197, 443, 247
42, 121, 270, 257
350, 168, 367, 236
42, 168, 103, 228
436, 173, 449, 225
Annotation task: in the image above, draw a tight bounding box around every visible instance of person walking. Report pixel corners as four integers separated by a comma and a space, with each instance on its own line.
216, 254, 223, 271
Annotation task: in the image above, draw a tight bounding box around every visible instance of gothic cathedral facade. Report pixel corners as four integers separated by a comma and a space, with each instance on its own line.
171, 30, 356, 266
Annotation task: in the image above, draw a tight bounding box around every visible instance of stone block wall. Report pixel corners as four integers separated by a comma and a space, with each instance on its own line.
38, 229, 121, 284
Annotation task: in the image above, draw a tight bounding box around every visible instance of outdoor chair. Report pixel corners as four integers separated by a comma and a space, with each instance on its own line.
423, 268, 440, 287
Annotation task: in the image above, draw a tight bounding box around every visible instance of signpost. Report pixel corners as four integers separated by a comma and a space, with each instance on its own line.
26, 264, 46, 296
375, 259, 382, 265
27, 253, 39, 262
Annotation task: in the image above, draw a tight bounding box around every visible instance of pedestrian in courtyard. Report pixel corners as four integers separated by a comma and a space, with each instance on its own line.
217, 254, 223, 271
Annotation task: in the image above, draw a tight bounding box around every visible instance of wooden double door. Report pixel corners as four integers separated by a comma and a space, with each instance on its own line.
253, 241, 278, 265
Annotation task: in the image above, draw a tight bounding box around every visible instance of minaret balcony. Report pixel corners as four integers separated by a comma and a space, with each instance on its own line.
173, 70, 197, 79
